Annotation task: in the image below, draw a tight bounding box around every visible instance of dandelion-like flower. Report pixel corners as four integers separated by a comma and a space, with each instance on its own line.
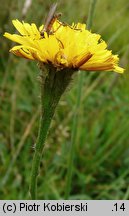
4, 19, 124, 73
4, 15, 124, 200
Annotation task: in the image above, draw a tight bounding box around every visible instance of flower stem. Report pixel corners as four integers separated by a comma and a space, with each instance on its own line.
30, 88, 56, 199
30, 113, 54, 200
64, 0, 97, 200
30, 65, 57, 200
30, 64, 74, 199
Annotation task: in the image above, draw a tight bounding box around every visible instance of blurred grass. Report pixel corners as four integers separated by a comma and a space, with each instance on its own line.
0, 0, 129, 199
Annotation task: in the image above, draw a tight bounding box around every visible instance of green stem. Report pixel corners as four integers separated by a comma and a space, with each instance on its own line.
65, 0, 97, 200
30, 113, 54, 200
30, 66, 57, 200
30, 64, 74, 199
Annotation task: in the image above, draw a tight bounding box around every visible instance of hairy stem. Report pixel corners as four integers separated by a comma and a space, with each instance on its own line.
30, 112, 54, 199
30, 64, 74, 199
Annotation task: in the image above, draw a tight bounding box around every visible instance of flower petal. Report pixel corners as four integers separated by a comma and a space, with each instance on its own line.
4, 19, 124, 73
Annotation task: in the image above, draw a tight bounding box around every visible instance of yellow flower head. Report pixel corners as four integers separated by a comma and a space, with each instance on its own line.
4, 19, 124, 73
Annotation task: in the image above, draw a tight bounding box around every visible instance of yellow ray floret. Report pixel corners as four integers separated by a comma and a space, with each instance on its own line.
4, 19, 124, 73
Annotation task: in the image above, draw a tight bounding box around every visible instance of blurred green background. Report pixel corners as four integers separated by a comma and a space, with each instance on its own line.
0, 0, 129, 200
